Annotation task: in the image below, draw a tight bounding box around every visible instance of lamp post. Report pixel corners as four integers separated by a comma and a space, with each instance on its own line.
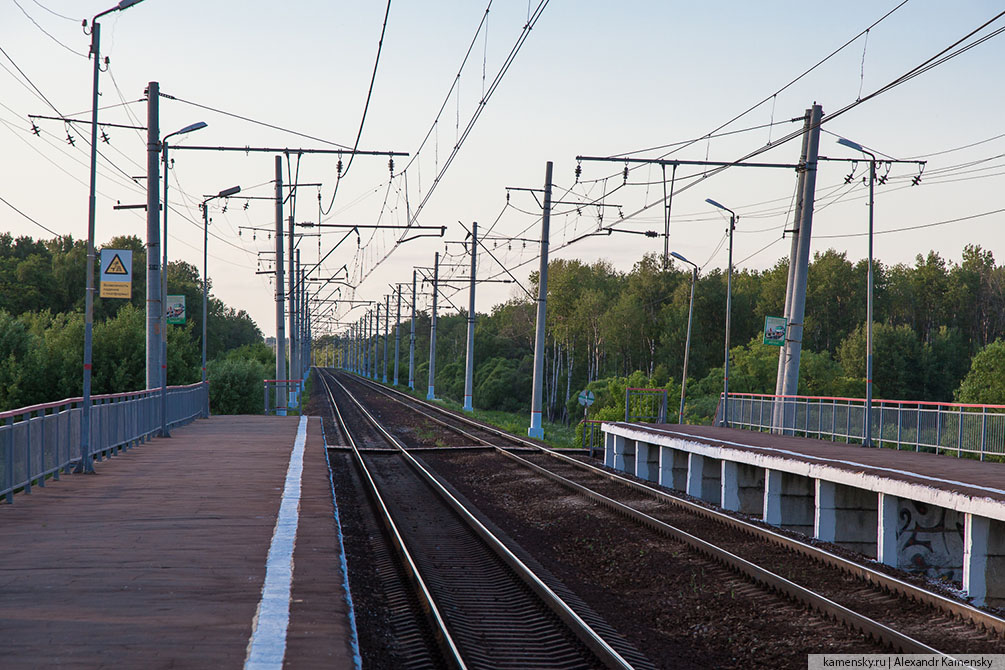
705, 198, 736, 428
79, 0, 145, 474
837, 137, 876, 447
200, 185, 241, 418
670, 251, 698, 424
161, 121, 208, 434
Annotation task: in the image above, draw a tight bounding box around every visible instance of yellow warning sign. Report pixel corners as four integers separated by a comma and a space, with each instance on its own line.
100, 282, 131, 298
100, 248, 132, 300
105, 254, 128, 275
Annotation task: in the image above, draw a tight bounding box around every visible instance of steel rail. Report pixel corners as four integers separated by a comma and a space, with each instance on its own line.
339, 369, 1005, 638
339, 372, 953, 653
324, 370, 636, 670
316, 371, 467, 669
493, 448, 943, 655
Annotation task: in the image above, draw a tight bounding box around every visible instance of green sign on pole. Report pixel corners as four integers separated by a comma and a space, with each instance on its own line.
166, 295, 186, 325
763, 315, 787, 346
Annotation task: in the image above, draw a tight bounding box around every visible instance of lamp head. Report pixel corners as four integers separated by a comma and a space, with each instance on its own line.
178, 121, 207, 135
837, 137, 865, 152
705, 198, 729, 212
117, 0, 145, 9
670, 251, 691, 264
218, 185, 241, 198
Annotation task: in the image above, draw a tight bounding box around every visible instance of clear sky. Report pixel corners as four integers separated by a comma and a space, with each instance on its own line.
3, 1, 1004, 339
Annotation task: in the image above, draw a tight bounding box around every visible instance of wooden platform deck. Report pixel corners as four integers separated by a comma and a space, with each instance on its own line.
0, 414, 355, 670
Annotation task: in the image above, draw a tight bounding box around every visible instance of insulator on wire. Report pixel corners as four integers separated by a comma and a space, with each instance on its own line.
388, 157, 394, 175
623, 163, 629, 183
575, 161, 582, 182
100, 130, 110, 144
66, 133, 75, 146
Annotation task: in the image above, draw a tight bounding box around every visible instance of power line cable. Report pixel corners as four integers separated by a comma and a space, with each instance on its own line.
0, 193, 60, 236
11, 0, 87, 57
30, 0, 78, 21
160, 92, 352, 151
320, 0, 393, 216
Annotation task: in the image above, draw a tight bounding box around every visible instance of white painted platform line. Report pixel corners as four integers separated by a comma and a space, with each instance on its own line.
244, 416, 308, 670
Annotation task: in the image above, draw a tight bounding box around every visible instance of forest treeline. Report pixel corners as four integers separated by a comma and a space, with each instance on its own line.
326, 245, 1005, 426
0, 233, 270, 412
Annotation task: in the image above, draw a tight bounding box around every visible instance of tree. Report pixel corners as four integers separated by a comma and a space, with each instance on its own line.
837, 323, 923, 400
955, 339, 1005, 405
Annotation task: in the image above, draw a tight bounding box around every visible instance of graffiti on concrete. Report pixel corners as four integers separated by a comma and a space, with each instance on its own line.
898, 500, 965, 584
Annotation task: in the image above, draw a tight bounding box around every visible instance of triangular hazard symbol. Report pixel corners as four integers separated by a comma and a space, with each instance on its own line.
106, 254, 128, 275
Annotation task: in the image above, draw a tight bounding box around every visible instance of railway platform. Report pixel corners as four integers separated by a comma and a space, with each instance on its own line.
0, 414, 357, 670
601, 421, 1005, 608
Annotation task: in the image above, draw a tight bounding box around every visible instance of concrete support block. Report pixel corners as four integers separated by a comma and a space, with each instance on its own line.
964, 513, 990, 607
877, 493, 898, 567
685, 453, 721, 503
622, 438, 637, 475
635, 441, 659, 480
686, 453, 705, 500
764, 469, 782, 526
735, 464, 765, 516
962, 515, 1004, 608
815, 479, 837, 543
610, 434, 626, 470
658, 446, 675, 489
779, 473, 814, 535
635, 442, 659, 482
721, 461, 740, 512
604, 431, 616, 468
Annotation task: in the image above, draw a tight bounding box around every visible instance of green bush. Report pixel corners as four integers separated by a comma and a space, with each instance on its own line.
208, 356, 267, 414
955, 339, 1005, 405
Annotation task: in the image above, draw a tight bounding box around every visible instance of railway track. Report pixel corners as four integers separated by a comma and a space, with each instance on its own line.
332, 368, 1005, 656
316, 369, 650, 670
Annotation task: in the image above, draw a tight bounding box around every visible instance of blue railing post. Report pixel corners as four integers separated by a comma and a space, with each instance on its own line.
24, 411, 32, 494
38, 410, 46, 487
5, 417, 12, 503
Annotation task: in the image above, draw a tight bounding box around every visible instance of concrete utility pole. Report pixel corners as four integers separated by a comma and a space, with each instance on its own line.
775, 104, 823, 433
427, 252, 439, 400
373, 304, 380, 380
394, 285, 401, 386
773, 110, 813, 431
365, 311, 373, 379
371, 309, 377, 379
463, 222, 478, 412
528, 161, 553, 439
274, 156, 287, 415
145, 82, 161, 392
383, 294, 389, 383
287, 210, 296, 406
409, 270, 416, 390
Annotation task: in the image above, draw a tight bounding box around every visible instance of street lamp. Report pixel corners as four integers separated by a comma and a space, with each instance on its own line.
79, 0, 145, 474
670, 251, 698, 424
160, 121, 208, 435
705, 198, 737, 428
200, 185, 240, 418
836, 137, 876, 447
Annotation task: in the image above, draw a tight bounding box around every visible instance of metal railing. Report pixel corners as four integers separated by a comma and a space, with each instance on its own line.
263, 378, 303, 415
625, 387, 667, 423
1, 382, 207, 503
715, 392, 1005, 461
